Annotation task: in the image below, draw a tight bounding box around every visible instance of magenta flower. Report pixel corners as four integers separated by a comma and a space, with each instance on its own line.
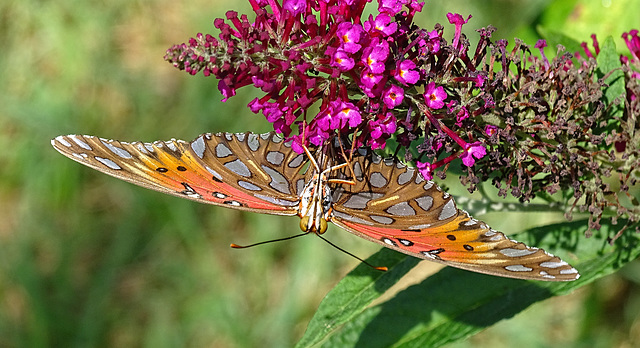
394, 60, 420, 85
360, 70, 385, 89
334, 101, 363, 128
383, 85, 404, 109
336, 22, 364, 54
283, 0, 307, 16
484, 125, 498, 136
446, 13, 471, 50
331, 50, 355, 71
366, 13, 397, 36
455, 107, 469, 126
379, 0, 404, 15
459, 141, 487, 167
424, 82, 447, 109
416, 161, 433, 181
362, 39, 389, 74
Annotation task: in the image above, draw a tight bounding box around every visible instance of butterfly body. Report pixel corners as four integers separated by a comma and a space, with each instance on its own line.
52, 132, 580, 281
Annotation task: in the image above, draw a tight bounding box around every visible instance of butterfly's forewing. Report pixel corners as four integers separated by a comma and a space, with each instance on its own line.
51, 132, 308, 215
329, 153, 579, 281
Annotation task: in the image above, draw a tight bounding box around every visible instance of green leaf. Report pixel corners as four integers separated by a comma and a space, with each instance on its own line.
596, 36, 625, 120
296, 250, 419, 348
297, 219, 640, 348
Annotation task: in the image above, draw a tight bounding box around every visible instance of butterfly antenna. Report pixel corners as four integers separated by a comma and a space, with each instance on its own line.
230, 232, 308, 249
316, 234, 388, 272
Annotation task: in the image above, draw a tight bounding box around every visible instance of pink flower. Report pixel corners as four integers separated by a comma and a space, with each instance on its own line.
424, 82, 447, 109
382, 85, 404, 109
459, 141, 487, 167
416, 161, 433, 180
336, 22, 364, 54
394, 60, 420, 85
331, 50, 355, 71
484, 125, 498, 136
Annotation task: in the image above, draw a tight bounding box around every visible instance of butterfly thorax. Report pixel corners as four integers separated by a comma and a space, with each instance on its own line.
298, 170, 333, 234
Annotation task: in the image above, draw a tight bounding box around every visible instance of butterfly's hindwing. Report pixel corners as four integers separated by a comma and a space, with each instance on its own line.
330, 154, 579, 281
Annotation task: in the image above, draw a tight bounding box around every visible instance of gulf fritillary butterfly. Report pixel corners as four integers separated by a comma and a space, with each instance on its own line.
52, 131, 579, 281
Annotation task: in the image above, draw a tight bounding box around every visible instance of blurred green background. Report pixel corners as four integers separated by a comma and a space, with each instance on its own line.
1, 0, 639, 347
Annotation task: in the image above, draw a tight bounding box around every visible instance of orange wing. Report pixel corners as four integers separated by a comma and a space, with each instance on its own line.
52, 132, 309, 215
329, 153, 579, 281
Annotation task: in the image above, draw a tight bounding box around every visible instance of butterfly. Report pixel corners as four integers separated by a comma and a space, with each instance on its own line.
51, 131, 579, 281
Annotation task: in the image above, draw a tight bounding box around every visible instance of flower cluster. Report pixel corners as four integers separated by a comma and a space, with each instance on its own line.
165, 0, 640, 239
165, 0, 440, 152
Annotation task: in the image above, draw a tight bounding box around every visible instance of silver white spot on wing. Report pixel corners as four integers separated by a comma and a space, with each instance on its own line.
191, 136, 206, 159
386, 201, 416, 216
539, 271, 556, 279
213, 192, 227, 199
266, 151, 285, 166
414, 196, 433, 212
383, 238, 397, 246
342, 192, 385, 209
216, 143, 233, 158
238, 180, 262, 191
261, 165, 290, 194
505, 265, 533, 272
224, 159, 251, 177
247, 133, 260, 151
438, 199, 457, 220
70, 135, 92, 150
165, 141, 178, 152
408, 223, 432, 229
225, 133, 233, 141
206, 166, 224, 181
560, 268, 579, 275
101, 139, 132, 159
369, 172, 387, 188
540, 261, 568, 268
72, 153, 88, 160
500, 248, 538, 258
136, 143, 148, 154
144, 143, 155, 153
55, 136, 72, 147
235, 133, 246, 142
370, 215, 394, 224
295, 178, 305, 196
397, 170, 413, 185
353, 162, 363, 179
95, 156, 121, 170
288, 154, 305, 168
254, 194, 299, 206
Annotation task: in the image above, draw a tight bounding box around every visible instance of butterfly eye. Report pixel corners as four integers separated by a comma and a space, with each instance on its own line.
318, 218, 328, 234
299, 216, 311, 232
